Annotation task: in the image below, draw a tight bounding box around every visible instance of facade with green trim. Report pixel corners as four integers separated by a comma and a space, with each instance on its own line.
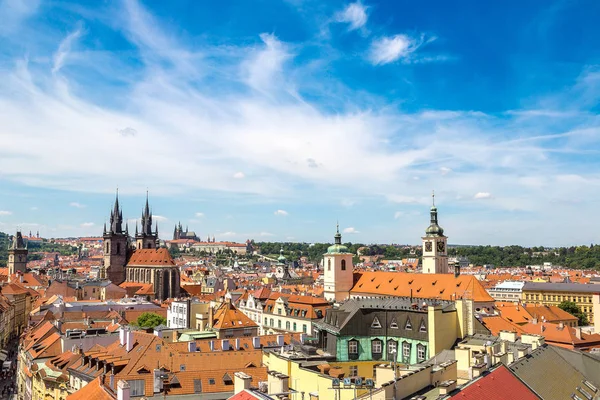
314, 298, 457, 365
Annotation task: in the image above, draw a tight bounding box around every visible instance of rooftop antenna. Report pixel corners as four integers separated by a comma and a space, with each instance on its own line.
432, 190, 435, 207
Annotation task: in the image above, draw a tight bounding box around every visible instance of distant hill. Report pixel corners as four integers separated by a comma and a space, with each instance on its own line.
0, 231, 78, 267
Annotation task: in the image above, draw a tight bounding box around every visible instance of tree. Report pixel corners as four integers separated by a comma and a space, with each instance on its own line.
135, 312, 167, 329
557, 301, 589, 326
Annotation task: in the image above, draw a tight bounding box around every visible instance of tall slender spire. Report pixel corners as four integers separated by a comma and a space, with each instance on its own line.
110, 189, 123, 234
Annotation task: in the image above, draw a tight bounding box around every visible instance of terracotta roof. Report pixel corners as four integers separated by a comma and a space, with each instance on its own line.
126, 248, 175, 266
523, 304, 578, 323
351, 272, 494, 302
212, 301, 258, 330
495, 303, 533, 324
66, 376, 113, 400
481, 316, 524, 336
450, 364, 539, 399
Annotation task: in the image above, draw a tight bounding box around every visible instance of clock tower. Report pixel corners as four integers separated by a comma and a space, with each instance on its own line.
8, 230, 28, 276
323, 224, 354, 303
422, 192, 448, 274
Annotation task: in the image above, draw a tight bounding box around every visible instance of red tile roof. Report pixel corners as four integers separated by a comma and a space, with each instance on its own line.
450, 364, 539, 399
127, 248, 175, 266
351, 272, 494, 302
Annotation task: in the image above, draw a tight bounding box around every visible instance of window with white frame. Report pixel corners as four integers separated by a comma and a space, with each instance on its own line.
349, 365, 358, 377
372, 340, 382, 354
348, 340, 358, 355
417, 344, 426, 362
402, 342, 411, 359
371, 317, 382, 328
387, 340, 397, 355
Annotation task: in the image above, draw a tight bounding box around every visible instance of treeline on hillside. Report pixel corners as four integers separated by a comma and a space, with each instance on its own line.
256, 242, 600, 270
0, 232, 78, 267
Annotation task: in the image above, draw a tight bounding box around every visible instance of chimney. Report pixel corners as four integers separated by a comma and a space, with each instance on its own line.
454, 266, 460, 278
188, 341, 197, 352
208, 306, 214, 329
222, 339, 230, 351
117, 380, 130, 400
235, 338, 240, 350
575, 327, 582, 340
277, 335, 284, 347
19, 274, 23, 283
558, 322, 564, 330
234, 372, 252, 394
126, 329, 134, 352
252, 336, 261, 349
119, 327, 127, 346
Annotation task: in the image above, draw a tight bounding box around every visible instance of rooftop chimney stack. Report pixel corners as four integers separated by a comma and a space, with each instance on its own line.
117, 380, 130, 400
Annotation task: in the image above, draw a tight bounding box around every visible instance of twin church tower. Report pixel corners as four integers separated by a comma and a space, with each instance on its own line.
324, 193, 448, 302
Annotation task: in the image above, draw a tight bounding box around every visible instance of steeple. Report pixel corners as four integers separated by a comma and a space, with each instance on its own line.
10, 231, 26, 250
109, 190, 124, 234
425, 190, 444, 237
334, 222, 342, 245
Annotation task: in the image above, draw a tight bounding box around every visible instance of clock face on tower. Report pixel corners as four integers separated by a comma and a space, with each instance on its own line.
437, 241, 445, 252
425, 241, 432, 252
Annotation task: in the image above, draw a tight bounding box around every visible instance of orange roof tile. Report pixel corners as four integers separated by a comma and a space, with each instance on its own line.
212, 301, 258, 330
351, 272, 494, 302
127, 248, 175, 266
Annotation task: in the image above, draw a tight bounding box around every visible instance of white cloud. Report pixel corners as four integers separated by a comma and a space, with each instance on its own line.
69, 202, 85, 208
343, 227, 360, 234
368, 34, 429, 65
394, 211, 403, 219
221, 231, 236, 237
274, 209, 289, 216
233, 172, 245, 179
242, 33, 291, 94
259, 232, 274, 237
440, 167, 452, 176
474, 192, 492, 200
0, 211, 12, 216
153, 215, 168, 222
335, 2, 368, 31
195, 212, 205, 218
0, 0, 39, 36
80, 222, 95, 227
52, 25, 83, 74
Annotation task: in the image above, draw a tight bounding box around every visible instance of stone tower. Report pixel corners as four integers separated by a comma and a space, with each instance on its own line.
422, 192, 448, 274
8, 231, 28, 275
135, 192, 158, 250
102, 191, 129, 284
323, 224, 354, 303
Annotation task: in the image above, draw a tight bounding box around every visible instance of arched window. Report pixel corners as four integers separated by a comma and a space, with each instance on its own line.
286, 321, 290, 330
328, 259, 331, 271
105, 243, 109, 253
116, 243, 120, 255
341, 259, 346, 271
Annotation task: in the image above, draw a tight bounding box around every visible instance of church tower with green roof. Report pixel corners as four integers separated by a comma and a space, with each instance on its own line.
422, 192, 449, 274
323, 224, 354, 303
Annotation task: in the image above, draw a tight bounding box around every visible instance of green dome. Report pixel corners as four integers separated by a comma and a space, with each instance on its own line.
425, 206, 445, 237
327, 243, 349, 254
326, 228, 349, 254
277, 247, 286, 263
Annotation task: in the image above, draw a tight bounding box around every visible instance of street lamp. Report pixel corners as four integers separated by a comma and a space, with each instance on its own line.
390, 348, 398, 400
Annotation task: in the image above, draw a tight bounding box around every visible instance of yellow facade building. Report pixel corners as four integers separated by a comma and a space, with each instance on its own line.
522, 282, 599, 324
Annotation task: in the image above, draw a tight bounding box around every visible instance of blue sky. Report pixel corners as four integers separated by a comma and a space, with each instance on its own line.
1, 0, 600, 246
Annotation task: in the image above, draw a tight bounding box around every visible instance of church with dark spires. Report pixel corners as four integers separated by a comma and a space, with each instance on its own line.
172, 222, 199, 241
101, 192, 180, 301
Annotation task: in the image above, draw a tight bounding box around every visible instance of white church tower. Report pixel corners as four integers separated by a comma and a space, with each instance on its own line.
323, 224, 354, 303
422, 192, 449, 274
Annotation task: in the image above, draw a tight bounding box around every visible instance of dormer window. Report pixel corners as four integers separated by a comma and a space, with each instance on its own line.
390, 318, 398, 329
371, 317, 382, 329
419, 319, 427, 333
405, 318, 412, 330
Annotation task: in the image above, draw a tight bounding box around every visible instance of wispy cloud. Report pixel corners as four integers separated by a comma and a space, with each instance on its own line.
274, 209, 289, 216
69, 202, 86, 209
368, 34, 433, 65
0, 211, 12, 216
343, 227, 360, 234
0, 0, 40, 36
474, 192, 492, 200
335, 2, 368, 31
195, 212, 205, 218
52, 24, 84, 74
80, 222, 95, 227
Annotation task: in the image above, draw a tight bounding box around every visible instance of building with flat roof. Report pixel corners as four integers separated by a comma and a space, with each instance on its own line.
522, 282, 599, 324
